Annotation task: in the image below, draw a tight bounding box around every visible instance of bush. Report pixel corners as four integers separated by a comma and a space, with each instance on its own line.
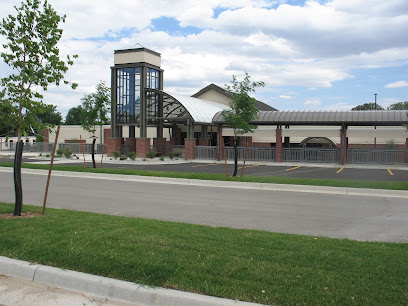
63, 149, 72, 158
168, 152, 175, 160
112, 151, 120, 160
146, 150, 157, 159
56, 149, 64, 157
120, 156, 127, 160
46, 154, 50, 157
160, 156, 164, 161
127, 151, 136, 161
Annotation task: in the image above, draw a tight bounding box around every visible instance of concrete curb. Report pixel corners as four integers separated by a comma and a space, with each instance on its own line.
0, 256, 261, 306
0, 166, 407, 198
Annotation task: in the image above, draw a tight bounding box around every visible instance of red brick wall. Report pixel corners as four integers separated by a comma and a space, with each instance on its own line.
153, 138, 167, 154
124, 138, 136, 152
136, 138, 151, 158
239, 137, 252, 147
199, 138, 210, 146
106, 137, 122, 157
104, 128, 111, 144
184, 138, 196, 160
252, 142, 271, 147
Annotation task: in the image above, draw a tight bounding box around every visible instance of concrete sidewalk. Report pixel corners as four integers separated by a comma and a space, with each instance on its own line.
0, 256, 261, 306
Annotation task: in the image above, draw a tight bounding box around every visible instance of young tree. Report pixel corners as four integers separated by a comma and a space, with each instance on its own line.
81, 81, 111, 168
0, 0, 77, 216
352, 102, 384, 110
65, 105, 86, 125
388, 101, 408, 110
221, 73, 265, 177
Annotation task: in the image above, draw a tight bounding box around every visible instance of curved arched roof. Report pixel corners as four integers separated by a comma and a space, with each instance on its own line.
213, 110, 408, 126
147, 89, 230, 124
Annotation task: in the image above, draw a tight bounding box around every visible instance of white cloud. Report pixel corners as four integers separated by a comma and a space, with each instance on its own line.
384, 80, 408, 88
304, 98, 322, 107
279, 95, 292, 99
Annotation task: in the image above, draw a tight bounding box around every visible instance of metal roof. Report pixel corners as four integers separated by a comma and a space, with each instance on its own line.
212, 110, 408, 126
147, 89, 230, 124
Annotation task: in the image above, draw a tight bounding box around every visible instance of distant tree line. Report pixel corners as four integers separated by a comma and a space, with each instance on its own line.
352, 101, 408, 110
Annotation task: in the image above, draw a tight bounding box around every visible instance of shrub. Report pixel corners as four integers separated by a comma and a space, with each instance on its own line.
168, 152, 175, 160
46, 154, 50, 157
127, 151, 136, 161
56, 148, 64, 157
386, 139, 396, 150
146, 150, 157, 159
39, 153, 42, 157
120, 156, 127, 160
63, 149, 72, 158
160, 156, 164, 161
112, 151, 120, 160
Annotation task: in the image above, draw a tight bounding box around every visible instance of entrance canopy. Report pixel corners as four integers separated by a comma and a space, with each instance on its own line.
146, 89, 229, 124
213, 110, 408, 126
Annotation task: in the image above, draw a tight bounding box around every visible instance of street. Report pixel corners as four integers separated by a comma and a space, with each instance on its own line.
0, 169, 407, 242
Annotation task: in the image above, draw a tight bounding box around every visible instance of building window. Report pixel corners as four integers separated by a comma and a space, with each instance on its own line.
116, 67, 141, 123
147, 68, 160, 121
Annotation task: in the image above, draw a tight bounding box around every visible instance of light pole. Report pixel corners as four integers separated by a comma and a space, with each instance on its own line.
374, 93, 377, 149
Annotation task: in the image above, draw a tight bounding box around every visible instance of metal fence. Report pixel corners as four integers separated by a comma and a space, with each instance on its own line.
195, 146, 217, 159
224, 147, 276, 161
283, 148, 340, 163
0, 142, 105, 154
347, 149, 407, 164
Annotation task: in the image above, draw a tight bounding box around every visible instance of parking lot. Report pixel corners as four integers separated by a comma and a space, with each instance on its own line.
1, 154, 407, 182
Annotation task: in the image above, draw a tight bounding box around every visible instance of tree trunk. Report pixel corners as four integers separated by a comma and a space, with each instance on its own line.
13, 141, 24, 216
233, 137, 238, 177
92, 137, 96, 168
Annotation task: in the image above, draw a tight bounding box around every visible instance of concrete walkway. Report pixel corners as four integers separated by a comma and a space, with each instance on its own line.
0, 256, 261, 306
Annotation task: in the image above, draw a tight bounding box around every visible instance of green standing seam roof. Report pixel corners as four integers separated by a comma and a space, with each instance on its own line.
212, 110, 408, 126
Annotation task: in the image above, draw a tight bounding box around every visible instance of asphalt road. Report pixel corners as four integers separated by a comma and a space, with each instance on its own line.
0, 170, 407, 242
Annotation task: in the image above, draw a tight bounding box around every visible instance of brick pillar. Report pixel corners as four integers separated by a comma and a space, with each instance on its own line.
136, 138, 151, 158
199, 138, 210, 146
239, 136, 252, 147
175, 127, 182, 145
104, 128, 111, 144
405, 138, 408, 163
339, 127, 347, 165
124, 138, 136, 152
217, 124, 223, 161
184, 138, 196, 160
106, 137, 122, 157
276, 128, 282, 162
153, 138, 167, 155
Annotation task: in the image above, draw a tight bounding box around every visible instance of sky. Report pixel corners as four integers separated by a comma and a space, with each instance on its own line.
0, 0, 408, 118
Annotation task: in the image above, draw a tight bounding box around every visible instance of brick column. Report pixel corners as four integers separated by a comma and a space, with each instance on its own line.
153, 138, 167, 155
184, 138, 196, 160
276, 127, 282, 162
239, 136, 252, 147
405, 138, 408, 163
199, 138, 210, 146
103, 128, 111, 144
124, 138, 136, 152
339, 127, 347, 165
136, 138, 151, 158
217, 124, 223, 161
106, 137, 122, 157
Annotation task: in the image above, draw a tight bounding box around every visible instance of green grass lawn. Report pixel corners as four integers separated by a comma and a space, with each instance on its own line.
1, 202, 407, 305
1, 162, 408, 190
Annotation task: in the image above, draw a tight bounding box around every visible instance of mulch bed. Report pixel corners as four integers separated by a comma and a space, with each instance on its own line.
0, 212, 43, 220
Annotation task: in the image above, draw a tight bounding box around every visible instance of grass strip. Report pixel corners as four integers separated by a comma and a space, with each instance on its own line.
1, 162, 408, 190
1, 203, 407, 305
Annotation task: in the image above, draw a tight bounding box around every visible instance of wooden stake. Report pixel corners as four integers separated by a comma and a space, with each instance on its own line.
80, 135, 86, 168
100, 143, 107, 168
223, 140, 229, 177
42, 126, 60, 215
240, 141, 250, 177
